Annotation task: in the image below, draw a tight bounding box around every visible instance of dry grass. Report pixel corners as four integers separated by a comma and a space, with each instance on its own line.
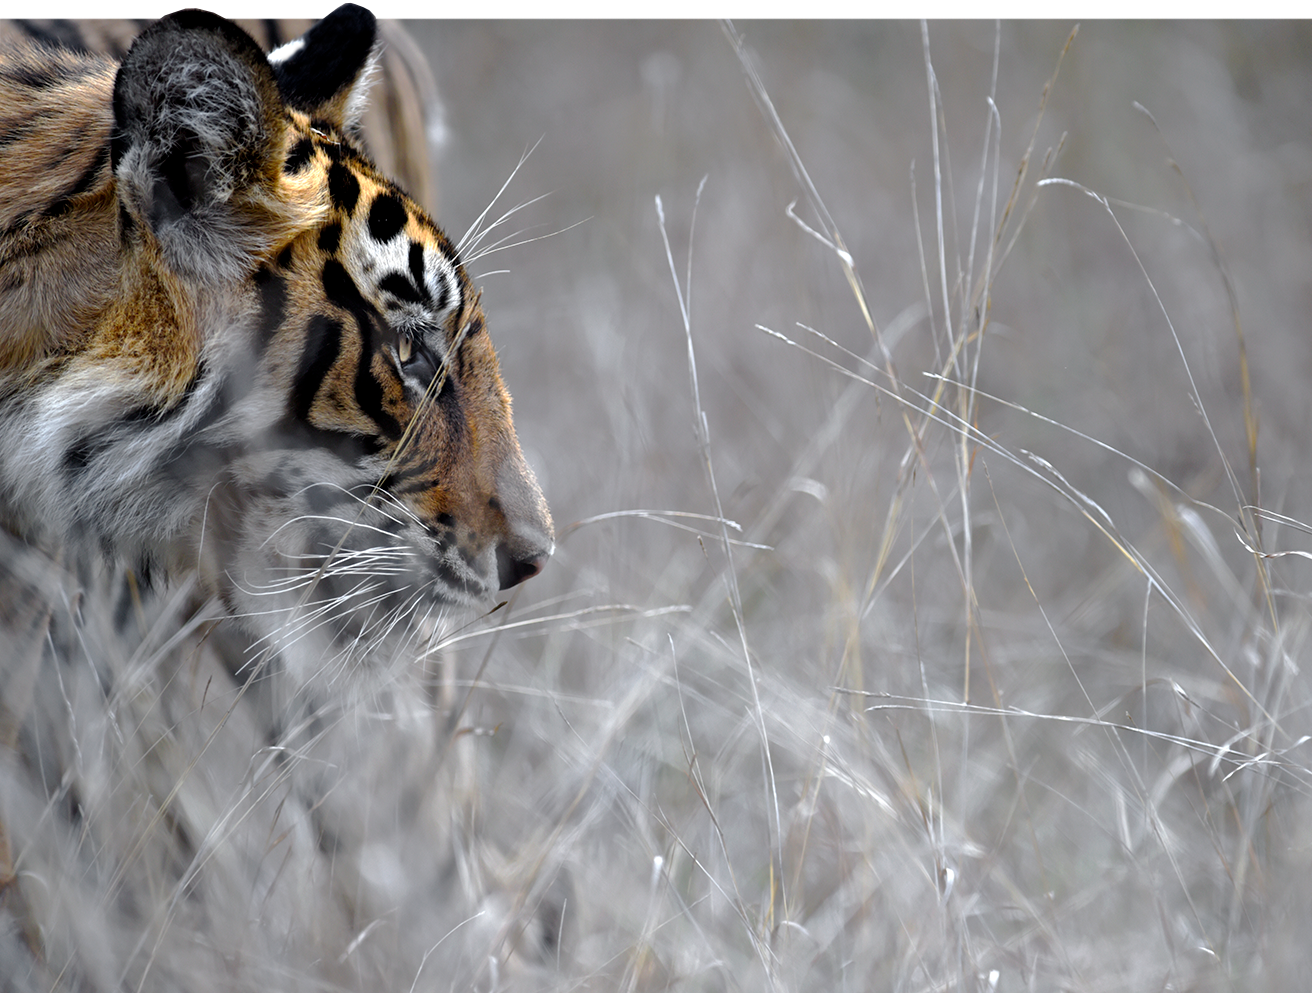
7, 19, 1312, 993
407, 19, 1312, 992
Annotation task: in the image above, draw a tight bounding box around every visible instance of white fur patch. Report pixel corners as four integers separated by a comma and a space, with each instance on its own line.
266, 37, 304, 65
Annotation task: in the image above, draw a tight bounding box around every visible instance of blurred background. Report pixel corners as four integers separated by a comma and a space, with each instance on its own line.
392, 21, 1312, 991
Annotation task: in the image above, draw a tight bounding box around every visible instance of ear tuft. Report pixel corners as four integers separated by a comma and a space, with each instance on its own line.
113, 10, 290, 284
269, 4, 379, 136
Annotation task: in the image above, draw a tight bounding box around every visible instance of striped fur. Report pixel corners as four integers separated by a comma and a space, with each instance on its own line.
0, 6, 553, 672
0, 16, 442, 212
0, 10, 564, 989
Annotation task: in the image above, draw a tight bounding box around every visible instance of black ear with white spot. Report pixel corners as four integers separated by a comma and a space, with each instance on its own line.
268, 4, 379, 137
113, 10, 290, 284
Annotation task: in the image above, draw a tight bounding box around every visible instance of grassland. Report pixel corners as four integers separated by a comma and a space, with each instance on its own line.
401, 20, 1312, 991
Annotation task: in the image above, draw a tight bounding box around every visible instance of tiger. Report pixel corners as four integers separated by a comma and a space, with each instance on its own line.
0, 8, 564, 990
0, 4, 553, 662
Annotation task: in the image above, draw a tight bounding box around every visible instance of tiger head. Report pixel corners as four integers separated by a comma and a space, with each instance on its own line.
1, 7, 553, 671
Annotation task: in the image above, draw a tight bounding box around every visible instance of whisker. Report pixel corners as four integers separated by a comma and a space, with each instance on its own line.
456, 135, 544, 255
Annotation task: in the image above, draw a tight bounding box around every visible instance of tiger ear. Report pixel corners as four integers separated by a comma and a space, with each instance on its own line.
112, 10, 292, 284
268, 4, 379, 137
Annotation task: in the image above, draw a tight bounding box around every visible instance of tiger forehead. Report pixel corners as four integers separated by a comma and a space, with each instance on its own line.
281, 111, 455, 253
279, 115, 468, 328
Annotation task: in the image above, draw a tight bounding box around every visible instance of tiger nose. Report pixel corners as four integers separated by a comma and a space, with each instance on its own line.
492, 453, 555, 589
496, 539, 552, 590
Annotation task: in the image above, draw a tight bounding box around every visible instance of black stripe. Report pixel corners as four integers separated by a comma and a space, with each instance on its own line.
379, 272, 424, 305
284, 137, 314, 174
253, 266, 288, 357
273, 418, 382, 458
66, 366, 227, 490
0, 210, 32, 242
376, 458, 436, 488
407, 243, 435, 304
391, 470, 447, 497
353, 333, 402, 438
407, 243, 425, 288
1, 59, 75, 89
44, 141, 110, 217
319, 258, 405, 437
62, 432, 110, 476
0, 116, 40, 151
318, 222, 341, 255
123, 363, 208, 424
292, 314, 343, 422
157, 377, 231, 470
63, 373, 211, 478
112, 573, 137, 633
438, 361, 462, 408
327, 162, 359, 215
368, 194, 407, 243
431, 558, 467, 593
321, 258, 367, 312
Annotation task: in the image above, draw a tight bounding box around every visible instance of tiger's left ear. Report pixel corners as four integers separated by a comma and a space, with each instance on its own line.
113, 10, 296, 285
268, 4, 380, 138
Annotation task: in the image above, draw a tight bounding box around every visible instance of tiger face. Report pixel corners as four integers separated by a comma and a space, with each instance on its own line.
0, 7, 552, 670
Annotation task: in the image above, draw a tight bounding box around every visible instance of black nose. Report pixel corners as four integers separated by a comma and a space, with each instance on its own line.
496, 542, 549, 590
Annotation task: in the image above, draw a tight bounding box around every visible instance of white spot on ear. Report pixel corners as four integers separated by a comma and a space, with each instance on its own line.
267, 38, 304, 65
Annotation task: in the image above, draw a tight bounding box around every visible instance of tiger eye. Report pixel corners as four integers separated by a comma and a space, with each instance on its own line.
398, 330, 413, 364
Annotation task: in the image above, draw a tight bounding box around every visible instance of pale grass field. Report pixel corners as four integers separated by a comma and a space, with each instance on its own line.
402, 20, 1312, 992
6, 19, 1312, 993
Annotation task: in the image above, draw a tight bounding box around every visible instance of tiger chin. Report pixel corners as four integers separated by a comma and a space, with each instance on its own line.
0, 5, 553, 686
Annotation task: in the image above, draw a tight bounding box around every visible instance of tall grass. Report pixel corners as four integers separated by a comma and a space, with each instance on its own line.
417, 19, 1312, 991
5, 19, 1312, 993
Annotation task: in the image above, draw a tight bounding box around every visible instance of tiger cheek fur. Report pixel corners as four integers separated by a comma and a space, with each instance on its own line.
0, 5, 553, 671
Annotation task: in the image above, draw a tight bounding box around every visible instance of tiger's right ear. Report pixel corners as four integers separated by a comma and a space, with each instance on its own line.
112, 10, 295, 285
268, 4, 380, 139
